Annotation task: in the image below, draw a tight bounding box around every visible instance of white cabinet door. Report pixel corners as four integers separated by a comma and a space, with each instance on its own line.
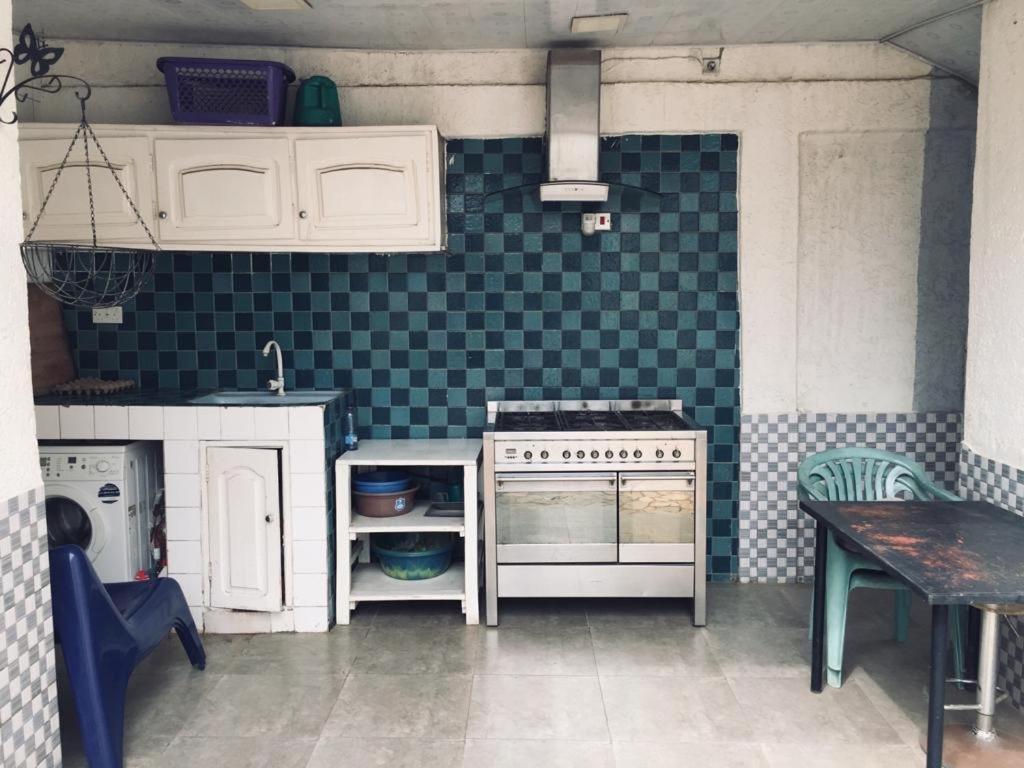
206, 447, 282, 612
20, 137, 155, 243
295, 128, 443, 250
154, 138, 296, 242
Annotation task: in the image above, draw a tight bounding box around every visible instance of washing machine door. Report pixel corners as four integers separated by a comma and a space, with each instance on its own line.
45, 487, 107, 560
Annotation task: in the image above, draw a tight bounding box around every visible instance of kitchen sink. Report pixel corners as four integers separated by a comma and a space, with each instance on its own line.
188, 390, 342, 406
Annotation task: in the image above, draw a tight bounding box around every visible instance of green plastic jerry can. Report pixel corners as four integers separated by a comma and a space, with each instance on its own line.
293, 76, 341, 126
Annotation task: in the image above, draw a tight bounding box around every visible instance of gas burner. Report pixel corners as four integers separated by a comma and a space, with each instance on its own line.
558, 410, 626, 431
495, 412, 560, 432
618, 410, 689, 431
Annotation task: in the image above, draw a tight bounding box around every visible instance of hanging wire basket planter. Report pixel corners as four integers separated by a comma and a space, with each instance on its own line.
21, 242, 156, 309
20, 107, 160, 308
5, 25, 159, 308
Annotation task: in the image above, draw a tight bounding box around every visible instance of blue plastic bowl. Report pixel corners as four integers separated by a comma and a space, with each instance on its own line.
372, 534, 454, 580
353, 470, 412, 494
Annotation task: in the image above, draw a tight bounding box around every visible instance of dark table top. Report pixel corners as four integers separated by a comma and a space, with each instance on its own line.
799, 499, 1024, 605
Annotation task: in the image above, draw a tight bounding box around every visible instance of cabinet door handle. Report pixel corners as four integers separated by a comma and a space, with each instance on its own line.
298, 210, 308, 219
158, 211, 168, 219
265, 515, 273, 523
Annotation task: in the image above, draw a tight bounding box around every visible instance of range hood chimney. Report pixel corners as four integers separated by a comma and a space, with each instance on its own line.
540, 49, 609, 203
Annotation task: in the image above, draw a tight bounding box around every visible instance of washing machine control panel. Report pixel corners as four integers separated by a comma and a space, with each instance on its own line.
40, 454, 122, 480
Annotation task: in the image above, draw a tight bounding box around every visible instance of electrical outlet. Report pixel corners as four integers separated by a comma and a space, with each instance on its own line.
92, 307, 123, 324
594, 212, 612, 231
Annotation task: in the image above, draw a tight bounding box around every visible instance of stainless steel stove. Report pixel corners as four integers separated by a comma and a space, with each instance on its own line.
483, 399, 707, 627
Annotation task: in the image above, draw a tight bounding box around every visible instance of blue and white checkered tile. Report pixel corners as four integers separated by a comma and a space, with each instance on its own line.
738, 414, 804, 581
958, 446, 1024, 712
739, 412, 962, 583
0, 487, 60, 767
0, 680, 61, 768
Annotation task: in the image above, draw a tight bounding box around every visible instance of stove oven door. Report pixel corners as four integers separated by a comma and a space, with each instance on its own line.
618, 472, 696, 563
495, 472, 618, 563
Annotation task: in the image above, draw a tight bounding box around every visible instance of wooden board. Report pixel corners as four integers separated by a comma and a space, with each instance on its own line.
800, 499, 1024, 605
27, 284, 74, 394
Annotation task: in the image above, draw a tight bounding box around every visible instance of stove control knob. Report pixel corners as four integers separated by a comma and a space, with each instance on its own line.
591, 450, 600, 459
605, 450, 614, 459
524, 451, 533, 461
540, 450, 549, 460
633, 449, 643, 459
563, 450, 571, 459
655, 449, 664, 459
619, 449, 628, 459
576, 450, 585, 459
672, 449, 682, 458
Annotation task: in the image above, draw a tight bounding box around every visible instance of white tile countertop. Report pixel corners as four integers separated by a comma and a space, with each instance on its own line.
336, 438, 483, 466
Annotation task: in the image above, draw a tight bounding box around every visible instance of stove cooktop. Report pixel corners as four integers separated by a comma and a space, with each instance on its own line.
495, 409, 691, 433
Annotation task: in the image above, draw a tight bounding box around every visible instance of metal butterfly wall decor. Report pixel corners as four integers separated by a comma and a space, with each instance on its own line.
1, 22, 92, 123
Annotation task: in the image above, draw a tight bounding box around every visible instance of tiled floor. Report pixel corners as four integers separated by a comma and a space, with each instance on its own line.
57, 584, 1024, 767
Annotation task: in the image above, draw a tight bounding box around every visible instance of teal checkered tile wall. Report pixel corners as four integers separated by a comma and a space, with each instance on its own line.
63, 134, 741, 577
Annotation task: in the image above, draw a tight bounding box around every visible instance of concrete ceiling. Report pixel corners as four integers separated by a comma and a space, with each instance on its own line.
15, 0, 983, 52
887, 3, 982, 83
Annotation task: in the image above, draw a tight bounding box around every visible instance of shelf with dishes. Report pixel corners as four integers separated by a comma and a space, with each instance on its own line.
349, 500, 470, 536
334, 439, 483, 624
350, 561, 466, 602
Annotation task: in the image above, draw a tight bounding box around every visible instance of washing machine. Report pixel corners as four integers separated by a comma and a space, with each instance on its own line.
40, 442, 162, 583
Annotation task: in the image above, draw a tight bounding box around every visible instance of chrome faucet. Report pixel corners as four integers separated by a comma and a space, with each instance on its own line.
261, 340, 285, 396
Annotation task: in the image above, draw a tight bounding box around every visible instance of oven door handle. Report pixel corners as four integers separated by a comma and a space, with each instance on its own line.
495, 472, 617, 491
619, 472, 696, 490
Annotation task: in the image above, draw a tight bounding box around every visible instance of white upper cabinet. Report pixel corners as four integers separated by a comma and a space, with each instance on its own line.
295, 127, 443, 251
19, 136, 156, 243
18, 124, 446, 253
154, 137, 296, 242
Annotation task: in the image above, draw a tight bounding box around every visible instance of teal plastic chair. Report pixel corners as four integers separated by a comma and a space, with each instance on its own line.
798, 448, 966, 688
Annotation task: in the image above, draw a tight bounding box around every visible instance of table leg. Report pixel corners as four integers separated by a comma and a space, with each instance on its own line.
810, 521, 827, 693
966, 606, 982, 685
926, 604, 949, 768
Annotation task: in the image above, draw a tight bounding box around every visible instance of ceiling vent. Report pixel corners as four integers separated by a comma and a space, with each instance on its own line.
570, 14, 628, 35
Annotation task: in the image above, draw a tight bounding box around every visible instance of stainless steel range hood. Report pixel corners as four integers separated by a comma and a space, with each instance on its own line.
540, 49, 609, 203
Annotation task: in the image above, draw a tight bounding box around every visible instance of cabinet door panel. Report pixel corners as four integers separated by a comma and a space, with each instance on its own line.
296, 131, 440, 248
207, 447, 282, 612
20, 137, 155, 243
155, 138, 295, 241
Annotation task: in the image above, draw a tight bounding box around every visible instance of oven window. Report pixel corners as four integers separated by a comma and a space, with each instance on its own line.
619, 487, 695, 545
495, 473, 617, 563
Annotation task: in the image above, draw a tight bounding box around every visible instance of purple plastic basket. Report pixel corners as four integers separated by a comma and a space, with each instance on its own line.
157, 57, 296, 126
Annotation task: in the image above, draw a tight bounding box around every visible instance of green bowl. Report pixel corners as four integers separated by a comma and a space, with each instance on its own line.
372, 534, 454, 580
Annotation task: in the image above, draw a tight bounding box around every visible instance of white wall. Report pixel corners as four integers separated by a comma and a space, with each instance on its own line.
964, 0, 1024, 469
28, 40, 978, 416
0, 0, 41, 500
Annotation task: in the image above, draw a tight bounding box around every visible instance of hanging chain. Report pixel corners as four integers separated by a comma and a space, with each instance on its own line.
23, 120, 84, 241
81, 117, 161, 249
23, 96, 160, 249
80, 100, 97, 248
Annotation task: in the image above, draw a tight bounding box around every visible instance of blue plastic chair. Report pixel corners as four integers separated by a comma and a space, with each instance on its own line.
798, 448, 966, 688
49, 545, 206, 768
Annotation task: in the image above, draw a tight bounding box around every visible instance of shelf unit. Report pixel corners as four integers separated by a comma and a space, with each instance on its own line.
350, 501, 467, 535
350, 562, 466, 601
335, 439, 483, 625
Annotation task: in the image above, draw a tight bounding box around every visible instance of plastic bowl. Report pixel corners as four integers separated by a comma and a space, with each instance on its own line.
352, 484, 418, 517
372, 533, 454, 580
352, 470, 412, 494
